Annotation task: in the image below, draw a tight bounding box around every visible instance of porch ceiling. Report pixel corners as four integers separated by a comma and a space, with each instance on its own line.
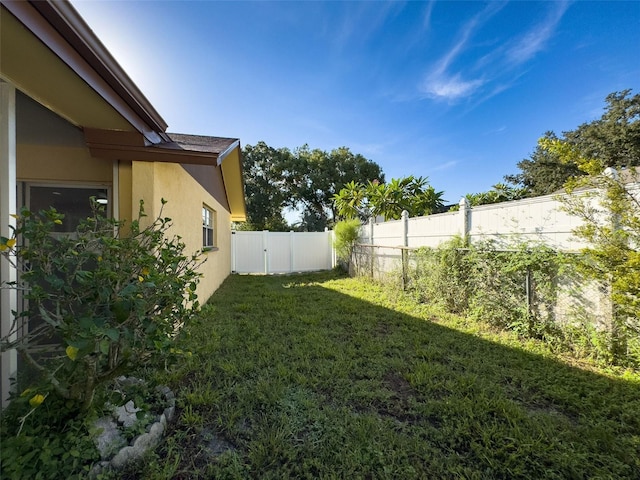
0, 3, 155, 137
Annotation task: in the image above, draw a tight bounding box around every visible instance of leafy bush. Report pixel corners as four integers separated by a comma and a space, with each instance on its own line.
333, 219, 362, 272
0, 199, 202, 411
0, 391, 100, 479
407, 237, 640, 365
411, 241, 564, 339
410, 236, 471, 313
542, 136, 640, 362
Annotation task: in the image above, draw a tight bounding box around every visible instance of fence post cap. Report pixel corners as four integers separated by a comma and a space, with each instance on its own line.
459, 197, 469, 207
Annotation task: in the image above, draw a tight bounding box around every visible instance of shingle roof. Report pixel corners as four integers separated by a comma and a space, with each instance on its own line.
164, 133, 239, 155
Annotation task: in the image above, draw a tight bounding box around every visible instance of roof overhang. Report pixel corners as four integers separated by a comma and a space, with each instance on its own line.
84, 129, 240, 166
85, 128, 247, 221
0, 0, 168, 143
220, 146, 247, 222
1, 0, 247, 221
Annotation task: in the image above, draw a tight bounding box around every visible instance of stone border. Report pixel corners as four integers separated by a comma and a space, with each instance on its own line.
90, 385, 176, 477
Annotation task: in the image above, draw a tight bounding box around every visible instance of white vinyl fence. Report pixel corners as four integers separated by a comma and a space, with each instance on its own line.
360, 180, 640, 252
355, 191, 602, 284
360, 192, 591, 252
231, 230, 336, 274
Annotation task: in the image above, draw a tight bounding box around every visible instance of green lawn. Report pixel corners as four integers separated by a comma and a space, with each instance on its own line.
120, 271, 640, 479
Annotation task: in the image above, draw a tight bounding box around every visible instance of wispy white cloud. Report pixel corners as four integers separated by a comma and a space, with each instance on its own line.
429, 160, 458, 172
419, 1, 569, 103
420, 2, 506, 101
483, 125, 507, 135
422, 0, 436, 32
333, 2, 406, 50
506, 2, 570, 65
422, 73, 485, 100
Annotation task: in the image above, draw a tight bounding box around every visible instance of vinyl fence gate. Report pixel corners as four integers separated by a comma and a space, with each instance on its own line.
231, 230, 336, 274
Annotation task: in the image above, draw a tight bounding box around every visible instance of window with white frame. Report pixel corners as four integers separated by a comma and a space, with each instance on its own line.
202, 205, 216, 249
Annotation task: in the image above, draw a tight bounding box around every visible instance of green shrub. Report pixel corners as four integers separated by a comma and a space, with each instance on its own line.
0, 199, 202, 411
411, 241, 565, 339
0, 391, 100, 479
405, 237, 640, 365
333, 219, 362, 271
410, 236, 471, 313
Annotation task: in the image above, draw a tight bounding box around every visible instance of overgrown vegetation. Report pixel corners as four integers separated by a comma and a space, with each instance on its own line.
111, 273, 639, 479
549, 139, 640, 364
333, 218, 361, 271
407, 240, 619, 360
0, 200, 202, 478
364, 90, 640, 366
0, 393, 102, 478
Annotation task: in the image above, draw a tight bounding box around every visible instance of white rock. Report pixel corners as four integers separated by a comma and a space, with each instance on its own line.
115, 400, 141, 427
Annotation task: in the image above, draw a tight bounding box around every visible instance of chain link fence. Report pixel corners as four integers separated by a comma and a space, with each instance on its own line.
351, 243, 613, 340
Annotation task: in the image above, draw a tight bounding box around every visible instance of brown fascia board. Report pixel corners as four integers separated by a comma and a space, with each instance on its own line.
89, 146, 218, 165
85, 128, 219, 165
1, 0, 168, 144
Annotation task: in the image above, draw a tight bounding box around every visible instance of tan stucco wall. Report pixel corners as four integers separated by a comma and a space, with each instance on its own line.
131, 161, 231, 303
16, 145, 112, 184
117, 160, 133, 223
17, 151, 230, 302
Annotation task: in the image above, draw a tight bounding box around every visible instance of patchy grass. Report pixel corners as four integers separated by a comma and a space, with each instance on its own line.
117, 272, 640, 479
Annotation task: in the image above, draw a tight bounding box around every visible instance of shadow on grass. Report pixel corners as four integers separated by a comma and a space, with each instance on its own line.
124, 272, 640, 480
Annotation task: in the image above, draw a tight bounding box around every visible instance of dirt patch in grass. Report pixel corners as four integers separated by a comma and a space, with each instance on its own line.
383, 371, 415, 402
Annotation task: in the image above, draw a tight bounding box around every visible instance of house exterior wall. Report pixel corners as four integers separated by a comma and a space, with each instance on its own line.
117, 160, 133, 223
131, 161, 232, 303
1, 2, 245, 407
17, 144, 112, 184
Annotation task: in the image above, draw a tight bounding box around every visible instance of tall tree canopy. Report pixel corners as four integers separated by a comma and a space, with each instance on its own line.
506, 90, 640, 196
505, 131, 583, 196
291, 145, 385, 230
239, 141, 293, 231
240, 142, 384, 231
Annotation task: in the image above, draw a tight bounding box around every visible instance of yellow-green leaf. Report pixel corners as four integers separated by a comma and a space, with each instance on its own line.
66, 345, 79, 361
29, 394, 45, 407
6, 238, 16, 248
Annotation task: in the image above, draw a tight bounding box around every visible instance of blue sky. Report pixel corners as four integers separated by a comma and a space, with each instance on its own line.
72, 0, 640, 204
